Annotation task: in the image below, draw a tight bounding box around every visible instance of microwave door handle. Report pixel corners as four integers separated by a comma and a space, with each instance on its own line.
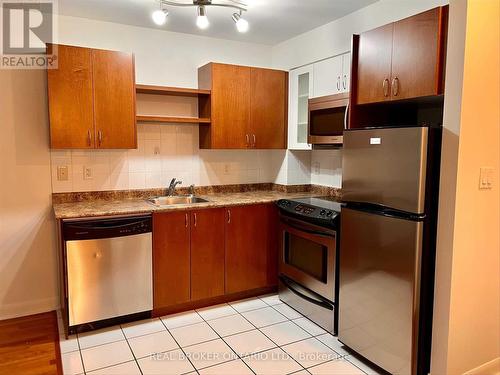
279, 276, 333, 310
344, 102, 350, 130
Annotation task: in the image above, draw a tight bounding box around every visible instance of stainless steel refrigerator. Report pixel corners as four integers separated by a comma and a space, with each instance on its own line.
339, 126, 441, 375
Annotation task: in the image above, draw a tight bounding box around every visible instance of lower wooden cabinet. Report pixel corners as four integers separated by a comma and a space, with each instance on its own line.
153, 204, 279, 312
153, 211, 191, 309
191, 208, 225, 301
225, 204, 279, 294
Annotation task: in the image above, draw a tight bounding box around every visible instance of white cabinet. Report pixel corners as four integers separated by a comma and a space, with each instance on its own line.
312, 53, 351, 98
287, 52, 351, 150
288, 65, 313, 150
342, 53, 351, 92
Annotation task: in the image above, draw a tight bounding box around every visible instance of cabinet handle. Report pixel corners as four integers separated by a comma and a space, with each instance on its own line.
193, 213, 197, 227
227, 209, 231, 224
392, 77, 399, 97
87, 129, 92, 146
97, 130, 103, 146
245, 134, 250, 147
185, 213, 189, 228
343, 74, 347, 90
336, 76, 341, 91
383, 78, 390, 97
252, 134, 256, 148
344, 102, 350, 130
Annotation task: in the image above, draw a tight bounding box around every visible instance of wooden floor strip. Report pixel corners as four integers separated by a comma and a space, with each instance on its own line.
0, 311, 62, 375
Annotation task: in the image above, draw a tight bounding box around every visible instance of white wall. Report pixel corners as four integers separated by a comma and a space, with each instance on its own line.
0, 70, 58, 319
432, 0, 500, 373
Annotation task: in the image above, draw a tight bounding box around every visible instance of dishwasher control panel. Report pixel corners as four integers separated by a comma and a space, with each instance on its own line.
63, 215, 152, 241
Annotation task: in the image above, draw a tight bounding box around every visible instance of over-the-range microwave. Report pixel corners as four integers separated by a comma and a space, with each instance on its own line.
308, 92, 349, 147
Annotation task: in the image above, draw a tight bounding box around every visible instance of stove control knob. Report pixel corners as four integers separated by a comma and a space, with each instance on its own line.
320, 210, 326, 216
327, 211, 333, 217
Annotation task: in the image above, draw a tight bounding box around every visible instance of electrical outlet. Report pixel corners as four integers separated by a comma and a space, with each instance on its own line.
479, 167, 494, 190
313, 162, 321, 175
57, 166, 69, 181
223, 163, 231, 175
83, 166, 93, 180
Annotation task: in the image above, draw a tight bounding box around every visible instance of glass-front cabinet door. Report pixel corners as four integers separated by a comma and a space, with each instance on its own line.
288, 65, 313, 150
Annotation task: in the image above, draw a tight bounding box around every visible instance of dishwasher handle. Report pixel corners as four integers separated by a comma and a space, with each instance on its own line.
63, 215, 152, 241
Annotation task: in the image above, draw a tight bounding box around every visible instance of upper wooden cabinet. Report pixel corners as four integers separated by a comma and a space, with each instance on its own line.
355, 6, 448, 105
48, 45, 137, 149
198, 63, 287, 149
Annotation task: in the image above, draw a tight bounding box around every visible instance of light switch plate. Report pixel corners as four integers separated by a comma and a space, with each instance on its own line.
57, 166, 68, 181
479, 167, 494, 190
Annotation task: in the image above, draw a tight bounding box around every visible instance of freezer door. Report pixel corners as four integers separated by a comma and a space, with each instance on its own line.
66, 233, 153, 326
342, 127, 428, 214
338, 207, 423, 375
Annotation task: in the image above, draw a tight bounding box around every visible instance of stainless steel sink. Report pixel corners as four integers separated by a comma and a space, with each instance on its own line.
147, 195, 209, 206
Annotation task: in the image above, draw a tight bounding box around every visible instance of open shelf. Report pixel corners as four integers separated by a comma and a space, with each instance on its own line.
136, 84, 211, 97
136, 115, 211, 124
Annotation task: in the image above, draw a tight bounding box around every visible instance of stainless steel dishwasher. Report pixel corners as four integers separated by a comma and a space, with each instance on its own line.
63, 215, 152, 331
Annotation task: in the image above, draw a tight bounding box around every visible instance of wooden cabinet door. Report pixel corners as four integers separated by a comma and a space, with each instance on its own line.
191, 208, 225, 301
153, 211, 191, 310
92, 49, 137, 149
391, 7, 444, 100
225, 204, 279, 294
48, 45, 94, 149
211, 64, 251, 149
356, 24, 394, 105
313, 56, 343, 97
250, 68, 287, 149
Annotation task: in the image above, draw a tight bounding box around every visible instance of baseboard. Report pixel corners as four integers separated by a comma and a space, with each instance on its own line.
464, 357, 500, 375
0, 296, 60, 321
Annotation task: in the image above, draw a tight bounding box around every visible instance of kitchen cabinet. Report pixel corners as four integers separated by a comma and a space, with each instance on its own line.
225, 204, 279, 294
288, 65, 313, 150
153, 208, 225, 311
190, 208, 225, 301
153, 211, 191, 309
198, 63, 287, 149
312, 53, 351, 98
355, 7, 448, 105
250, 68, 288, 149
48, 44, 137, 149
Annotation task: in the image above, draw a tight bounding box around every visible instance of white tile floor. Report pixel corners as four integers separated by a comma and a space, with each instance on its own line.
59, 294, 383, 375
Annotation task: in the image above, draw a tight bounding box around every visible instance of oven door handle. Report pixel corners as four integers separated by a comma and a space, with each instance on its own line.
283, 220, 333, 238
279, 275, 333, 311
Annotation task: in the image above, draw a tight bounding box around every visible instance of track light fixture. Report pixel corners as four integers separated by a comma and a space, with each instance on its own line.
232, 11, 249, 33
153, 0, 249, 32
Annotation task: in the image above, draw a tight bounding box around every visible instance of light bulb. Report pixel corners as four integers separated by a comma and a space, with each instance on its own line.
232, 12, 249, 33
152, 9, 168, 25
196, 6, 209, 29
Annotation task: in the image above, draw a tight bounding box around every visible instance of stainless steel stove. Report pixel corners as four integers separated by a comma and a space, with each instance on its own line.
276, 197, 341, 334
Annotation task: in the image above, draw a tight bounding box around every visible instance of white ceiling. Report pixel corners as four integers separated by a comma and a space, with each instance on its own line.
57, 0, 379, 45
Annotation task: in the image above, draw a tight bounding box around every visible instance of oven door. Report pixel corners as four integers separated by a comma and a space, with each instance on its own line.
279, 215, 336, 301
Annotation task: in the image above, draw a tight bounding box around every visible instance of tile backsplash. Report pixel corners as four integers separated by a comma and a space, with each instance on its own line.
50, 124, 288, 193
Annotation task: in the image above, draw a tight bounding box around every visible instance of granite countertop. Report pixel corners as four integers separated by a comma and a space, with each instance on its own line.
53, 190, 324, 220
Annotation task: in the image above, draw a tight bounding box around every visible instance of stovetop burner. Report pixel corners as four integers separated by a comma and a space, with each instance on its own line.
276, 196, 342, 228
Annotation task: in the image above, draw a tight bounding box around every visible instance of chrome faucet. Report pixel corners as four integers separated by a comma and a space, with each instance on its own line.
167, 178, 182, 196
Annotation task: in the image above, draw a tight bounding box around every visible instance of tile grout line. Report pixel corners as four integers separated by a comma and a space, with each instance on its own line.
193, 304, 257, 375
231, 298, 310, 374
119, 324, 144, 375
158, 314, 201, 375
